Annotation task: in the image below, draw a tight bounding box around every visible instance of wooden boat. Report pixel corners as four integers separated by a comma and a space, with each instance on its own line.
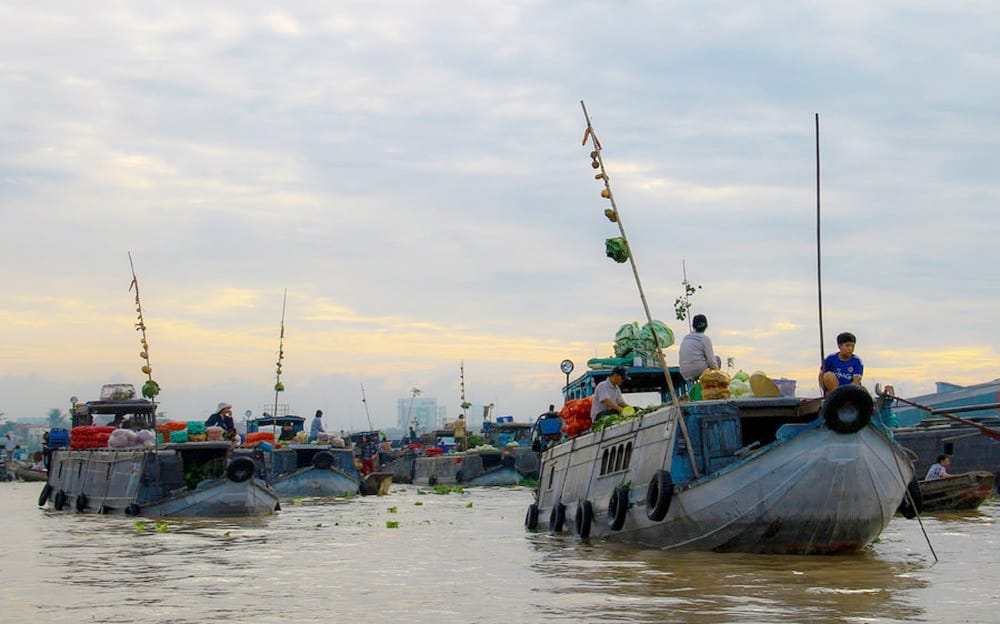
12, 461, 48, 482
531, 106, 915, 553
244, 415, 364, 498
918, 471, 995, 512
39, 385, 279, 518
360, 472, 394, 496
413, 448, 528, 487
527, 370, 917, 554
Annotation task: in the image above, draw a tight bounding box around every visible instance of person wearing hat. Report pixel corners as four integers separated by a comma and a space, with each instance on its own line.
309, 409, 325, 442
679, 314, 721, 383
590, 366, 632, 421
205, 402, 237, 441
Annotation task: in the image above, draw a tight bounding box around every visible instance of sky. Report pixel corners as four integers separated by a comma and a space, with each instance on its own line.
1, 2, 997, 432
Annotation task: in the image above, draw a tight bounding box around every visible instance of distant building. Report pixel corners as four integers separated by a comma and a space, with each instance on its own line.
397, 396, 446, 434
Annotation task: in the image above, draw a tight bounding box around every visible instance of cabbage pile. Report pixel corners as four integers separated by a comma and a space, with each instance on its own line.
729, 370, 753, 398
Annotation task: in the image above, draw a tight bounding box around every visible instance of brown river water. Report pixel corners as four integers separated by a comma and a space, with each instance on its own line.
0, 481, 996, 623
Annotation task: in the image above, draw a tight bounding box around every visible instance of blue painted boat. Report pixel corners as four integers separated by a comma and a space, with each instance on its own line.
242, 415, 362, 498
527, 367, 916, 554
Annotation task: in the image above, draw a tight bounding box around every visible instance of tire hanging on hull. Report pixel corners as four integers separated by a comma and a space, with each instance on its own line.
646, 470, 674, 521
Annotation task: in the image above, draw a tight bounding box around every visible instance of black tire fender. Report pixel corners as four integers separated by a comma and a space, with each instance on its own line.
548, 502, 566, 533
524, 503, 539, 531
575, 500, 594, 539
98, 505, 112, 515
38, 483, 53, 507
125, 503, 141, 516
226, 456, 257, 482
455, 470, 464, 484
822, 385, 874, 434
646, 470, 674, 521
607, 486, 629, 531
898, 478, 923, 519
75, 493, 89, 513
312, 451, 334, 470
53, 489, 67, 511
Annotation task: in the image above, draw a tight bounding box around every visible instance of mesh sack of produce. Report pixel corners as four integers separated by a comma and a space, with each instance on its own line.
636, 320, 675, 352
186, 421, 207, 435
613, 322, 641, 357
244, 432, 275, 445
169, 430, 189, 444
108, 428, 138, 448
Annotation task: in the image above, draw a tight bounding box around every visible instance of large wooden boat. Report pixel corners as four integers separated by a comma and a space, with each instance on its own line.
918, 471, 995, 512
527, 369, 916, 554
38, 385, 279, 518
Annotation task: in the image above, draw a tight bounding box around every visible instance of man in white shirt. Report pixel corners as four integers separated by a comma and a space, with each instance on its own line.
590, 366, 631, 420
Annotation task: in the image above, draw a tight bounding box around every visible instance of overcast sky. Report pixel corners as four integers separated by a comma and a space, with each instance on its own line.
1, 2, 997, 431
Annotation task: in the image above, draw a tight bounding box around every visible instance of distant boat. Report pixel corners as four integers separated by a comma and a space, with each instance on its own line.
917, 471, 995, 512
893, 379, 1000, 427
39, 384, 279, 518
244, 415, 364, 498
12, 461, 48, 482
528, 368, 917, 554
882, 386, 1000, 492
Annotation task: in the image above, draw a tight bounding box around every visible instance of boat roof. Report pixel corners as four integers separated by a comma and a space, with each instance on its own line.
74, 399, 157, 416
564, 365, 688, 401
248, 415, 305, 426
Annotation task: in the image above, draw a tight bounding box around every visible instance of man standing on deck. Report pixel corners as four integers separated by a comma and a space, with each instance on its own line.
309, 410, 325, 442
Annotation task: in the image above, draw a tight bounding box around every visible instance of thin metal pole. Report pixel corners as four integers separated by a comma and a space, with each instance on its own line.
815, 113, 825, 363
361, 383, 374, 430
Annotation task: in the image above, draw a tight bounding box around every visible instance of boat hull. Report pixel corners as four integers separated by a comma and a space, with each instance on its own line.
533, 402, 913, 554
42, 445, 278, 518
413, 451, 527, 487
270, 466, 361, 498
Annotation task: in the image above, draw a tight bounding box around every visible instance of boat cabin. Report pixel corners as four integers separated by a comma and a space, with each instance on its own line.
70, 384, 157, 429
482, 416, 534, 447
563, 365, 823, 483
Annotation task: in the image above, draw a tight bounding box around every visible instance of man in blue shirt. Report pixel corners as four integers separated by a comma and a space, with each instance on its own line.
819, 332, 863, 394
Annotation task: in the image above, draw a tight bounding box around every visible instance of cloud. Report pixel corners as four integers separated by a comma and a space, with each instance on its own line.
0, 2, 998, 427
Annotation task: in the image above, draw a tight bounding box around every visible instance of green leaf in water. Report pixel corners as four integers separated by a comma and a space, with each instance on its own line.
387, 506, 398, 513
133, 521, 147, 533
385, 521, 399, 529
155, 522, 168, 533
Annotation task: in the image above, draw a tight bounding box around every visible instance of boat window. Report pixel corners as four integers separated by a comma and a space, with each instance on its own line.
623, 442, 633, 470
601, 449, 609, 475
547, 466, 555, 490
614, 444, 624, 472
608, 446, 618, 473
944, 442, 954, 455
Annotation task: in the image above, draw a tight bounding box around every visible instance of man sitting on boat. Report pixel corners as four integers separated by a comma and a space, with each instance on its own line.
679, 314, 721, 384
925, 454, 952, 481
205, 402, 237, 442
819, 331, 863, 395
590, 366, 631, 420
309, 410, 325, 442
